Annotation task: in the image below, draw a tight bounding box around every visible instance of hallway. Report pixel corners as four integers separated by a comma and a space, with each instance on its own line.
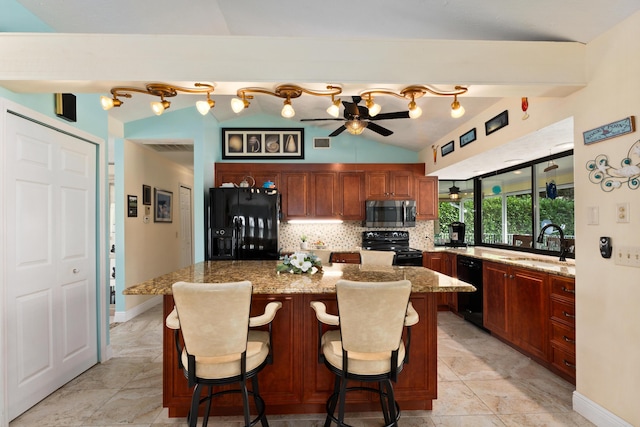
9, 304, 592, 426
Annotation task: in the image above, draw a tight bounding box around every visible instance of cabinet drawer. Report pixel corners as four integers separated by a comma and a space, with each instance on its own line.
550, 279, 575, 300
550, 299, 575, 327
550, 321, 575, 352
330, 252, 360, 264
551, 345, 576, 379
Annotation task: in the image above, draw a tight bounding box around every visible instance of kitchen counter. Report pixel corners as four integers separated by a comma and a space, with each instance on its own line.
123, 260, 476, 295
127, 260, 473, 417
430, 246, 575, 278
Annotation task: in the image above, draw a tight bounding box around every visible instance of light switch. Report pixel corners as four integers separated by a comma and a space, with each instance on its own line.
587, 206, 599, 225
616, 203, 629, 223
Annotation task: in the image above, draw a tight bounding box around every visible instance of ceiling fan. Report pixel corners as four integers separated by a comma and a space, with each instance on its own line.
300, 96, 410, 137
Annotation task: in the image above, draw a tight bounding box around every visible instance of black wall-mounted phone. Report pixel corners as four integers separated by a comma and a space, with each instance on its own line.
599, 236, 612, 258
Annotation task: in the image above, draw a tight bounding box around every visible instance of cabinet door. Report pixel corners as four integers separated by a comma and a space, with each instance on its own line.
416, 176, 438, 220
389, 170, 413, 199
311, 172, 338, 218
338, 172, 365, 220
483, 262, 510, 338
365, 171, 389, 199
509, 267, 549, 361
282, 172, 309, 219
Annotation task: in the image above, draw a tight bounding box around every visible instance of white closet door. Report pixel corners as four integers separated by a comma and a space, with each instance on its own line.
5, 113, 98, 420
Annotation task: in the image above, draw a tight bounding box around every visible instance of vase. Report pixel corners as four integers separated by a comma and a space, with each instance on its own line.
300, 242, 308, 250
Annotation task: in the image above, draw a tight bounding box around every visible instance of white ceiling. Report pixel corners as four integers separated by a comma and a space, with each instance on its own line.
7, 0, 640, 176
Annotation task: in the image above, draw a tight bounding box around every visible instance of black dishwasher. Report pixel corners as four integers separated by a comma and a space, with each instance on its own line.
456, 256, 486, 331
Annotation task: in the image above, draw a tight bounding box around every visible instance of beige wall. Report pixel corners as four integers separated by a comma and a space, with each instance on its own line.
123, 140, 194, 311
423, 11, 640, 425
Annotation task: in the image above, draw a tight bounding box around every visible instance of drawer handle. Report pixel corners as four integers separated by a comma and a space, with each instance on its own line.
563, 336, 576, 344
563, 311, 575, 319
561, 286, 575, 294
564, 360, 576, 369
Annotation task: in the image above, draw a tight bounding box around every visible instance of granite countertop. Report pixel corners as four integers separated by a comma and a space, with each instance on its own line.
430, 246, 575, 278
123, 260, 476, 296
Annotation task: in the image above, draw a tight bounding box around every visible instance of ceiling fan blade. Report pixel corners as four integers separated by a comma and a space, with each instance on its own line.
370, 111, 411, 120
300, 118, 344, 121
329, 125, 347, 137
343, 101, 360, 118
366, 121, 394, 137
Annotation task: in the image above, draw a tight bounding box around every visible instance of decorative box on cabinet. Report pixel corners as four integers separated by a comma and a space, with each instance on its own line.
549, 275, 576, 383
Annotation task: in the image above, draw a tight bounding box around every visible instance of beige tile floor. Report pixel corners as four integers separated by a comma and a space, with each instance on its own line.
10, 304, 594, 426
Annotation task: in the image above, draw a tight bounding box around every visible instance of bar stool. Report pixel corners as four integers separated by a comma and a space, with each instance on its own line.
359, 250, 395, 266
310, 279, 419, 427
166, 281, 282, 427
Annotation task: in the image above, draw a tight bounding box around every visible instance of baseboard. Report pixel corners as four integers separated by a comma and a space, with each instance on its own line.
112, 295, 162, 323
573, 391, 633, 427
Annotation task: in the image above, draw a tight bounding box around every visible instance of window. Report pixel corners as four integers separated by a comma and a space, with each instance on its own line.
437, 151, 574, 258
479, 152, 574, 257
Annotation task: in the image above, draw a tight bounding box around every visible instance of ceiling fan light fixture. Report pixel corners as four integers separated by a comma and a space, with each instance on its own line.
345, 119, 367, 135
326, 98, 341, 118
281, 98, 295, 118
450, 95, 465, 118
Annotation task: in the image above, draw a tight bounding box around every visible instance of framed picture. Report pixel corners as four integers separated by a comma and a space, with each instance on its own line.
127, 195, 138, 217
154, 188, 173, 223
583, 116, 635, 145
222, 128, 304, 159
142, 185, 151, 205
441, 141, 455, 157
460, 128, 477, 147
485, 110, 509, 136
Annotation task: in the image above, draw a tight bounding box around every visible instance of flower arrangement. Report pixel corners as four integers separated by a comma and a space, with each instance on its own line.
277, 252, 322, 274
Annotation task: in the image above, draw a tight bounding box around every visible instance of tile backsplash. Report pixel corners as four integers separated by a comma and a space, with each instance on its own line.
279, 220, 434, 252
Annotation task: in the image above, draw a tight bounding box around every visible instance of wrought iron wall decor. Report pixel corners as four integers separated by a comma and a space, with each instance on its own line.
586, 138, 640, 191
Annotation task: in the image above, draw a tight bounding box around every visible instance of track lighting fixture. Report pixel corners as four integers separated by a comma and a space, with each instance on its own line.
360, 85, 468, 120
450, 94, 465, 118
232, 84, 342, 118
364, 94, 381, 117
326, 94, 341, 118
100, 83, 215, 116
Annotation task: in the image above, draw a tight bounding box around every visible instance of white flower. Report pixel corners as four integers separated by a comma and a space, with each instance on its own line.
300, 261, 312, 272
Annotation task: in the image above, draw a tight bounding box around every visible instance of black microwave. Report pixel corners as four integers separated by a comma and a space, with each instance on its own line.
364, 200, 416, 228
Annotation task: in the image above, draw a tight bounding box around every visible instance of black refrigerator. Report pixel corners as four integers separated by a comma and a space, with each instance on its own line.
206, 187, 280, 260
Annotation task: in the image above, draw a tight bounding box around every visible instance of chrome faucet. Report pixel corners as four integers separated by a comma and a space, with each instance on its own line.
537, 223, 567, 261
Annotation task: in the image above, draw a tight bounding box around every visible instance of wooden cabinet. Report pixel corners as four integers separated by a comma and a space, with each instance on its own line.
483, 262, 549, 362
337, 172, 365, 220
330, 252, 361, 264
415, 176, 438, 220
281, 172, 310, 219
549, 275, 576, 383
365, 170, 413, 200
483, 262, 510, 338
423, 252, 455, 310
215, 163, 426, 220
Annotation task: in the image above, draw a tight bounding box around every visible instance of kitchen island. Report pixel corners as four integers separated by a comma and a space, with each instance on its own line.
123, 260, 475, 417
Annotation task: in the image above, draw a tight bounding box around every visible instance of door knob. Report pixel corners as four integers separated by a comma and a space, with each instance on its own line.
72, 268, 80, 273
